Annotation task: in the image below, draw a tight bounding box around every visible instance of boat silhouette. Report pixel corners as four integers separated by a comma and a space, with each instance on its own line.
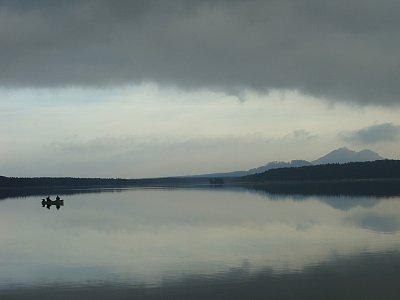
41, 197, 64, 209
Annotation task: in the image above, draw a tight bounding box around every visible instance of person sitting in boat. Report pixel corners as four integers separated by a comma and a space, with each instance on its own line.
56, 195, 60, 201
46, 196, 51, 201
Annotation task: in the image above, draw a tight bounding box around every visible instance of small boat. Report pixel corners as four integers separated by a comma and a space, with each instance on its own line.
41, 199, 64, 206
42, 199, 64, 206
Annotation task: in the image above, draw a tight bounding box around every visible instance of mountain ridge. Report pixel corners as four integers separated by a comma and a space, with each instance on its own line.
312, 147, 383, 165
190, 147, 384, 178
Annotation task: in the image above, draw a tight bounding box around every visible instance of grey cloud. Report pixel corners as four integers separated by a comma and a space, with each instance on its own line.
1, 0, 400, 105
274, 130, 317, 143
341, 123, 400, 144
291, 130, 316, 141
46, 136, 136, 154
346, 212, 400, 233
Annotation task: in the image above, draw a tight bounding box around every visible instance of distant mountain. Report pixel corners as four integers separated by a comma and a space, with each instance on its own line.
191, 160, 312, 178
189, 147, 385, 178
312, 147, 383, 165
247, 160, 312, 175
189, 170, 249, 178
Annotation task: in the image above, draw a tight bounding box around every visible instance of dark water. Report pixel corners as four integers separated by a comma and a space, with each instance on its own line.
1, 187, 400, 299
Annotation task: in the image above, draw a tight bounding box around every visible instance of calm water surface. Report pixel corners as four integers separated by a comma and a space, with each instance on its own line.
1, 187, 400, 299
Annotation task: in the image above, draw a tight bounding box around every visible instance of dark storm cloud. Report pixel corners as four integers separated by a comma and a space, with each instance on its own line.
1, 0, 400, 105
341, 123, 400, 144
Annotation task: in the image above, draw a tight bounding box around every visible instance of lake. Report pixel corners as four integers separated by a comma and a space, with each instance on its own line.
1, 187, 400, 299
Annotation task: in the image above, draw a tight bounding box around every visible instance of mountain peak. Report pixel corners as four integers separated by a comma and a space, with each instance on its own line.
312, 147, 383, 165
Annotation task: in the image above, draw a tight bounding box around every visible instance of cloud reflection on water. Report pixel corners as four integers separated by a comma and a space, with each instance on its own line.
0, 188, 399, 289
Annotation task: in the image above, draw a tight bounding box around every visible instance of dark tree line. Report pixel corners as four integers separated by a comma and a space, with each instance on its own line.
1, 160, 399, 190
242, 179, 400, 197
241, 160, 400, 182
0, 176, 206, 188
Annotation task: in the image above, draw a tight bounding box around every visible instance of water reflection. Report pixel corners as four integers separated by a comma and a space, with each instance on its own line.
0, 187, 400, 299
2, 251, 400, 299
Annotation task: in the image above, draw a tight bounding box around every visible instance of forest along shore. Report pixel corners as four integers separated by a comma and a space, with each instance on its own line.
1, 160, 400, 198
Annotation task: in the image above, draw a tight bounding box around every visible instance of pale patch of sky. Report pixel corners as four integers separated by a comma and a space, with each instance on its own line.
1, 84, 399, 177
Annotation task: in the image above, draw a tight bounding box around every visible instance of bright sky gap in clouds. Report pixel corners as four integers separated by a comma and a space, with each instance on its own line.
0, 1, 399, 178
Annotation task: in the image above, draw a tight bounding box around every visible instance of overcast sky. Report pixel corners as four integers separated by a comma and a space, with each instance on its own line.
1, 0, 399, 178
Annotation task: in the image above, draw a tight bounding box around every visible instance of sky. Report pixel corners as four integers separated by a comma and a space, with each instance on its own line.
0, 0, 399, 178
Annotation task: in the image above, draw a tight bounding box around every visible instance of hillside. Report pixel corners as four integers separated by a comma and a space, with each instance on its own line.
242, 160, 400, 182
